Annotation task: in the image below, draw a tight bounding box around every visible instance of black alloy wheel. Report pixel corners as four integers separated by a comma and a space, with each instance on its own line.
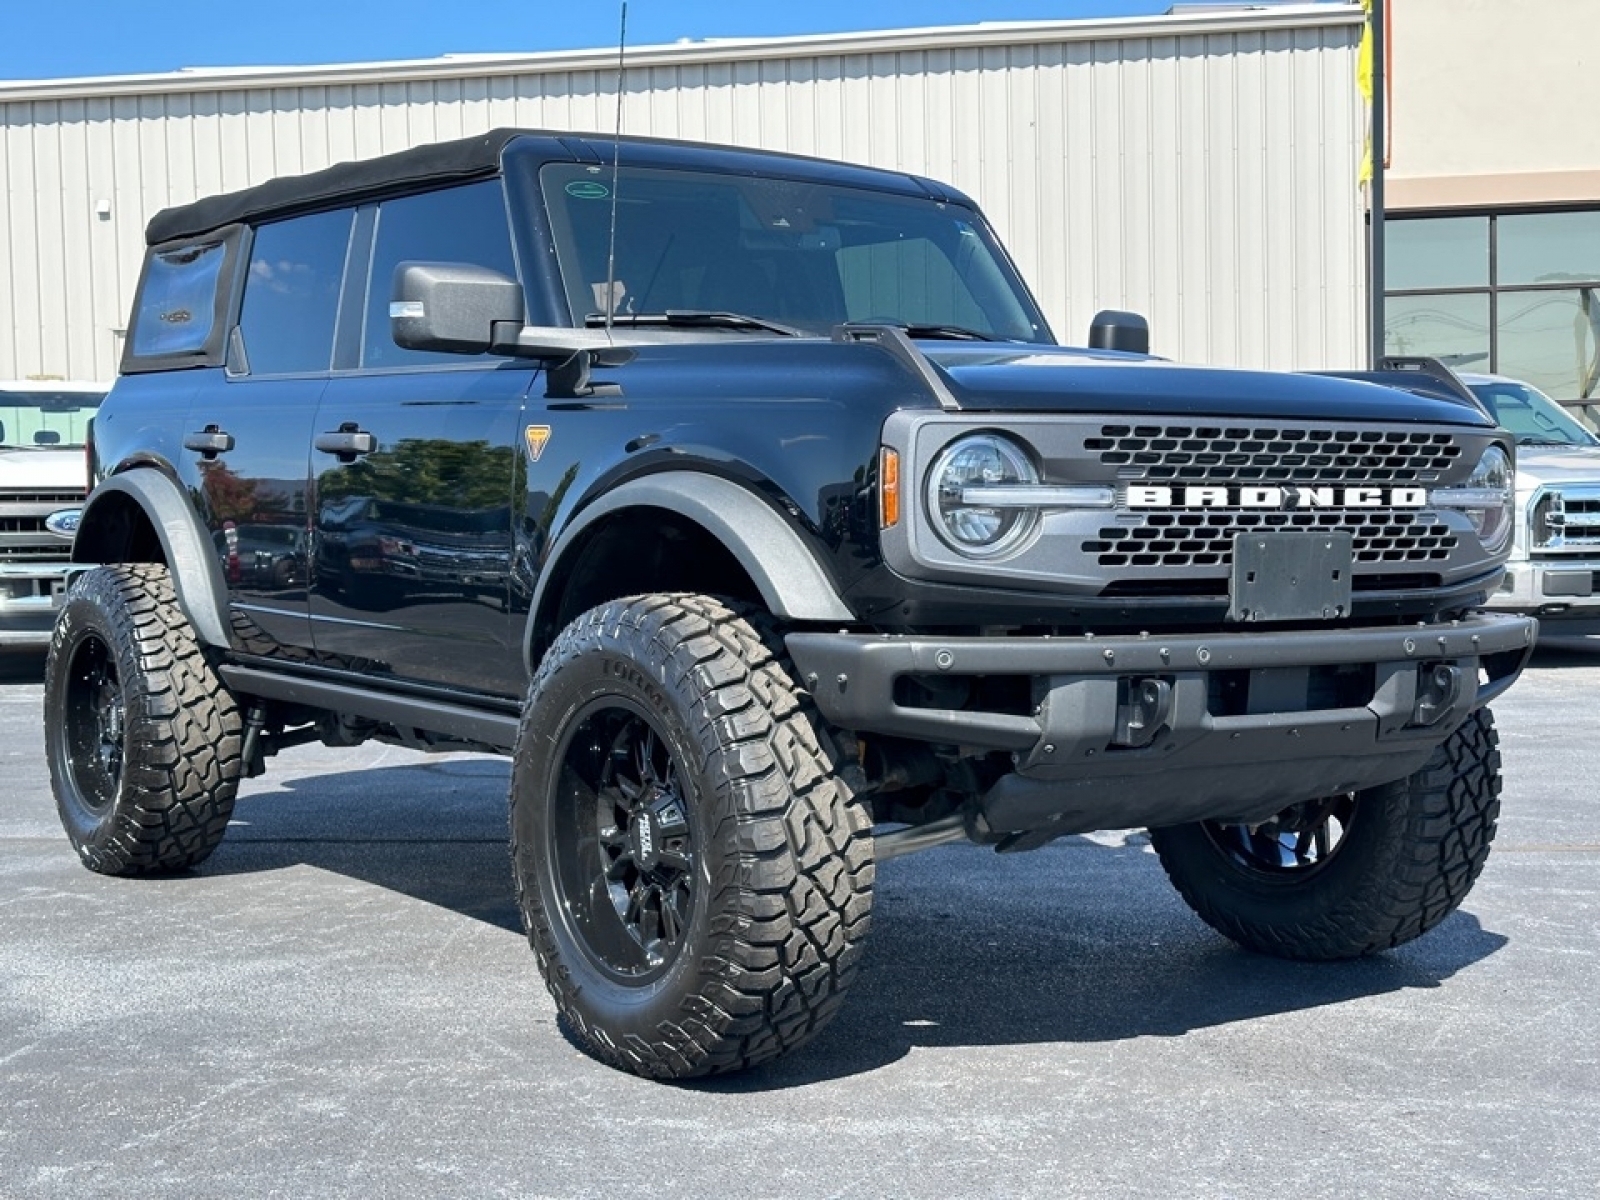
1203, 793, 1358, 877
60, 633, 125, 814
552, 701, 698, 982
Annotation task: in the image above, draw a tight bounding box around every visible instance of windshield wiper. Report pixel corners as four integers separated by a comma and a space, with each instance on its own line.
584, 310, 805, 337
851, 320, 998, 342
1518, 436, 1588, 447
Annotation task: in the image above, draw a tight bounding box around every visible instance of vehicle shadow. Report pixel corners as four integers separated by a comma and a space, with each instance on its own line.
1527, 634, 1600, 668
202, 762, 1509, 1087
0, 648, 47, 683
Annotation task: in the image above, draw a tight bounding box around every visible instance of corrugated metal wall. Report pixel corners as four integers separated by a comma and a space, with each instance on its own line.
0, 11, 1365, 383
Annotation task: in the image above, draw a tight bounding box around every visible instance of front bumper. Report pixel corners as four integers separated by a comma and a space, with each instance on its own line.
0, 564, 70, 648
787, 612, 1537, 840
1489, 558, 1600, 618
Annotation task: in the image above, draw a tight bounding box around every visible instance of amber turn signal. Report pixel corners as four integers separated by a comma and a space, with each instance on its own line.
879, 447, 900, 528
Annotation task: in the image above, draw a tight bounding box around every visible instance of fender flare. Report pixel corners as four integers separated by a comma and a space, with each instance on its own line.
527, 473, 855, 666
74, 471, 233, 650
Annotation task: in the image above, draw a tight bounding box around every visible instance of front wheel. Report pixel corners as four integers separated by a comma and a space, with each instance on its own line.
510, 594, 874, 1078
1149, 708, 1502, 960
44, 564, 245, 875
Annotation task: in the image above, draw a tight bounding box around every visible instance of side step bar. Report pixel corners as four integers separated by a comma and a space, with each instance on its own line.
218, 665, 520, 753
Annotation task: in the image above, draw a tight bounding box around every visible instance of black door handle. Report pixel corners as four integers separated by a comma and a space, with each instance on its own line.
183, 426, 234, 459
314, 424, 377, 462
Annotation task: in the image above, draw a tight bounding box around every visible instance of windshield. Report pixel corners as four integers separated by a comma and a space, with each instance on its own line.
0, 388, 105, 449
1468, 379, 1600, 448
539, 163, 1051, 342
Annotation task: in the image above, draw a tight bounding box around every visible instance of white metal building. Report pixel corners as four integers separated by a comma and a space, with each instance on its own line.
0, 3, 1367, 383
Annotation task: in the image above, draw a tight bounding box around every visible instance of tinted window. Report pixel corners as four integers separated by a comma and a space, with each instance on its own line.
130, 241, 225, 357
1498, 211, 1600, 286
362, 181, 518, 368
239, 210, 353, 375
1386, 217, 1488, 291
1383, 293, 1489, 370
540, 163, 1047, 341
836, 236, 992, 330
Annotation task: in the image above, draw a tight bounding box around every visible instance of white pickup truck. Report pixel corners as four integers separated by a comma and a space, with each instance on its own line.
0, 381, 105, 650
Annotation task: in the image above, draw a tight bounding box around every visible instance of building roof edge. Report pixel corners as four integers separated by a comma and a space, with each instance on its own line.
0, 5, 1364, 103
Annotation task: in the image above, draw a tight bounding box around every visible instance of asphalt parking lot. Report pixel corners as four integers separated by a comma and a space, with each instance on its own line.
3, 640, 1597, 1200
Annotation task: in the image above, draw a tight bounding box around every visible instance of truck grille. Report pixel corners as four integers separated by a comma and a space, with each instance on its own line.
0, 490, 83, 563
1531, 488, 1600, 554
1086, 424, 1462, 484
1086, 510, 1458, 569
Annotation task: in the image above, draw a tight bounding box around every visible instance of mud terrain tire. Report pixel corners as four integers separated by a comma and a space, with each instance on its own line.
1149, 708, 1501, 960
45, 564, 245, 875
510, 594, 874, 1078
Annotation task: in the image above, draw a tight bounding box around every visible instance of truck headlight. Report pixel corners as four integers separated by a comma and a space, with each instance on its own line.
927, 433, 1041, 557
1432, 444, 1514, 554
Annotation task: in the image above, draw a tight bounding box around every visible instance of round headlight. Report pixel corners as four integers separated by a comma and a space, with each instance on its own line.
1433, 444, 1514, 554
927, 433, 1041, 557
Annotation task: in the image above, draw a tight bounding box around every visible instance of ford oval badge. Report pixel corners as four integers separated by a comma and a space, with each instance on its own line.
44, 508, 82, 539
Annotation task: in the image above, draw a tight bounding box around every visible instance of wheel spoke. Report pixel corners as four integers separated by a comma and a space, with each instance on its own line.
1313, 823, 1332, 860
1209, 793, 1357, 877
656, 844, 693, 875
550, 702, 699, 982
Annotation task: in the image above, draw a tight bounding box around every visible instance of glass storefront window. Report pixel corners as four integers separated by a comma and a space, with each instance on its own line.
1386, 216, 1489, 290
1497, 211, 1600, 286
1496, 287, 1600, 401
1384, 207, 1600, 410
1384, 292, 1490, 369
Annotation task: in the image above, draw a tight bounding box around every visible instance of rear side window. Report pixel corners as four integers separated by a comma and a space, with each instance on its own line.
361, 181, 518, 369
238, 209, 354, 376
130, 242, 224, 356
121, 227, 245, 373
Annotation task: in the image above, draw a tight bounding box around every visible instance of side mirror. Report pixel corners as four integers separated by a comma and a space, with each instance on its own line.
391, 262, 525, 355
1088, 310, 1150, 356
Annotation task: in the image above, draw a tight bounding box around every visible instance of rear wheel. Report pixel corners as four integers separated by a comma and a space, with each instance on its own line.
45, 564, 245, 875
510, 594, 873, 1078
1149, 709, 1502, 960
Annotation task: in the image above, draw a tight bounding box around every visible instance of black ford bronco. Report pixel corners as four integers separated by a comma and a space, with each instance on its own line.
47, 128, 1536, 1079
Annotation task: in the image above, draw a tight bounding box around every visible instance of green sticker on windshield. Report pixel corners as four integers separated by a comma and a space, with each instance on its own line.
566, 181, 610, 200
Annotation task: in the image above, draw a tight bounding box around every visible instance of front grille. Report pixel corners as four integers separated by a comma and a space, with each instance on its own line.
0, 490, 82, 563
1085, 424, 1462, 484
1, 491, 84, 506
1085, 510, 1458, 569
0, 545, 70, 563
1539, 492, 1600, 552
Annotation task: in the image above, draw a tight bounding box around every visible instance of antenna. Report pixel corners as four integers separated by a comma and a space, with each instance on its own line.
603, 1, 628, 336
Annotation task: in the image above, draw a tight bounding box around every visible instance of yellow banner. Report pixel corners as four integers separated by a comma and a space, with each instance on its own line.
1358, 0, 1374, 183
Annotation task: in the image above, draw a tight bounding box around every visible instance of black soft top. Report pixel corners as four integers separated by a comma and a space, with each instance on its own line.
145, 128, 524, 246
145, 127, 971, 248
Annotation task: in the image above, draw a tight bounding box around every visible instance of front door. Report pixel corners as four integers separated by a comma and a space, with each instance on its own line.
308, 368, 532, 695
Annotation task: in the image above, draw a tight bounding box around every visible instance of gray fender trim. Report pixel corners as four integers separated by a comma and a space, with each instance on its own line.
528, 473, 854, 660
75, 472, 233, 650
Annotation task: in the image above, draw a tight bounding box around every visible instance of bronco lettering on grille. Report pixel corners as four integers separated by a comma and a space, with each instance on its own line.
1126, 485, 1429, 509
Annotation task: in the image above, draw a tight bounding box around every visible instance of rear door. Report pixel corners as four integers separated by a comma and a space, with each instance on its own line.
186, 208, 355, 659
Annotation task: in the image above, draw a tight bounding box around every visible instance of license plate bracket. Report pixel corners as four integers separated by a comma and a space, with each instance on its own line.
1228, 531, 1353, 622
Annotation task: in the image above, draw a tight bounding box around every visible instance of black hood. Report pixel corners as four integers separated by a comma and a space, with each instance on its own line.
925, 344, 1495, 427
